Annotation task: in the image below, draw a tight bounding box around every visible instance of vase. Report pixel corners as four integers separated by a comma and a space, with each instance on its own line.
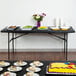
37, 21, 41, 27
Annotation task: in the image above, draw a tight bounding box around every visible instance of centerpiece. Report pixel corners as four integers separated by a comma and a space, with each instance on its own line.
33, 13, 46, 27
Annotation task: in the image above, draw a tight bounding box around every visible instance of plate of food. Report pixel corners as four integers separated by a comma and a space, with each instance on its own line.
8, 26, 17, 28
26, 66, 41, 72
38, 26, 48, 30
7, 26, 19, 31
30, 61, 43, 67
24, 72, 39, 76
49, 26, 60, 31
7, 66, 22, 72
14, 60, 27, 66
0, 61, 10, 67
1, 72, 16, 76
20, 25, 34, 30
60, 26, 71, 31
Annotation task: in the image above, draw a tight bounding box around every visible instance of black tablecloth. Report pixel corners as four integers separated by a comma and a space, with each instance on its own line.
1, 27, 75, 33
0, 61, 48, 76
0, 61, 76, 76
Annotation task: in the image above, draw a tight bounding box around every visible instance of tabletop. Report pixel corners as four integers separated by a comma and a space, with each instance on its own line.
1, 27, 75, 33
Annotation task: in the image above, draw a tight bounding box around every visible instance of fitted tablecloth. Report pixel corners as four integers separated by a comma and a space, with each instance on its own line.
0, 61, 76, 76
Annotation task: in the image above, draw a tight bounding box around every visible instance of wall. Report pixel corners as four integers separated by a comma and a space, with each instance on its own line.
0, 0, 76, 51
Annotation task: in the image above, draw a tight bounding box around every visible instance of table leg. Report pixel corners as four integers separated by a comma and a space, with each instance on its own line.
8, 33, 10, 60
64, 33, 68, 61
64, 33, 66, 60
65, 33, 68, 61
12, 33, 15, 60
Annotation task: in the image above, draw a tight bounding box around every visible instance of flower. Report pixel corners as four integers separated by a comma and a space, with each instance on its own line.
33, 13, 46, 21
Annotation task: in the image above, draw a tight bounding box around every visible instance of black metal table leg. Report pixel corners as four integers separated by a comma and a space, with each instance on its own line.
64, 33, 68, 61
12, 33, 15, 60
64, 33, 65, 59
8, 33, 10, 60
65, 33, 68, 61
64, 33, 66, 60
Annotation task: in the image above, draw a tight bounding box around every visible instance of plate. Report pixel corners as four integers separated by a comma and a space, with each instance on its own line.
7, 66, 22, 72
38, 26, 48, 30
24, 73, 39, 76
20, 25, 33, 30
21, 28, 32, 30
49, 26, 60, 31
0, 67, 3, 71
38, 28, 48, 30
30, 62, 43, 67
0, 61, 10, 67
60, 26, 70, 31
1, 72, 16, 76
26, 67, 41, 72
14, 61, 27, 66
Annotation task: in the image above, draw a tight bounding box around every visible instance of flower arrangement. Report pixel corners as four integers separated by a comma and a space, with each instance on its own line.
33, 13, 46, 27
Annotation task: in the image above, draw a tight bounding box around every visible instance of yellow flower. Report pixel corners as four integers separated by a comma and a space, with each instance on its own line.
36, 15, 40, 19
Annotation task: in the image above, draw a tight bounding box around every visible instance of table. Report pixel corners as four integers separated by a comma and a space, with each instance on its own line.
0, 61, 76, 76
0, 61, 47, 76
1, 27, 75, 60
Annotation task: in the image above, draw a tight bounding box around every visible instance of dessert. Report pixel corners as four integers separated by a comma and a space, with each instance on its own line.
9, 66, 17, 71
47, 62, 76, 74
14, 60, 27, 66
61, 26, 70, 31
8, 66, 22, 72
16, 60, 24, 65
3, 72, 10, 76
0, 61, 10, 67
26, 72, 34, 76
22, 25, 33, 29
28, 66, 36, 72
33, 61, 41, 66
30, 61, 43, 67
0, 61, 5, 66
27, 66, 41, 72
2, 71, 16, 76
38, 26, 48, 30
9, 26, 16, 28
50, 26, 60, 31
21, 25, 33, 30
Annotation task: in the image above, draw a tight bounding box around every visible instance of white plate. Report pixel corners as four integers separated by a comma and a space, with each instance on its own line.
0, 67, 3, 71
49, 26, 60, 29
26, 67, 41, 72
20, 26, 33, 30
30, 62, 43, 67
14, 61, 27, 66
24, 73, 39, 76
61, 26, 70, 29
21, 28, 32, 30
7, 66, 22, 72
0, 62, 10, 67
1, 72, 16, 76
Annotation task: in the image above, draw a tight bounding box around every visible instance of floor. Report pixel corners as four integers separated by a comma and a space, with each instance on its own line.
0, 52, 75, 61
